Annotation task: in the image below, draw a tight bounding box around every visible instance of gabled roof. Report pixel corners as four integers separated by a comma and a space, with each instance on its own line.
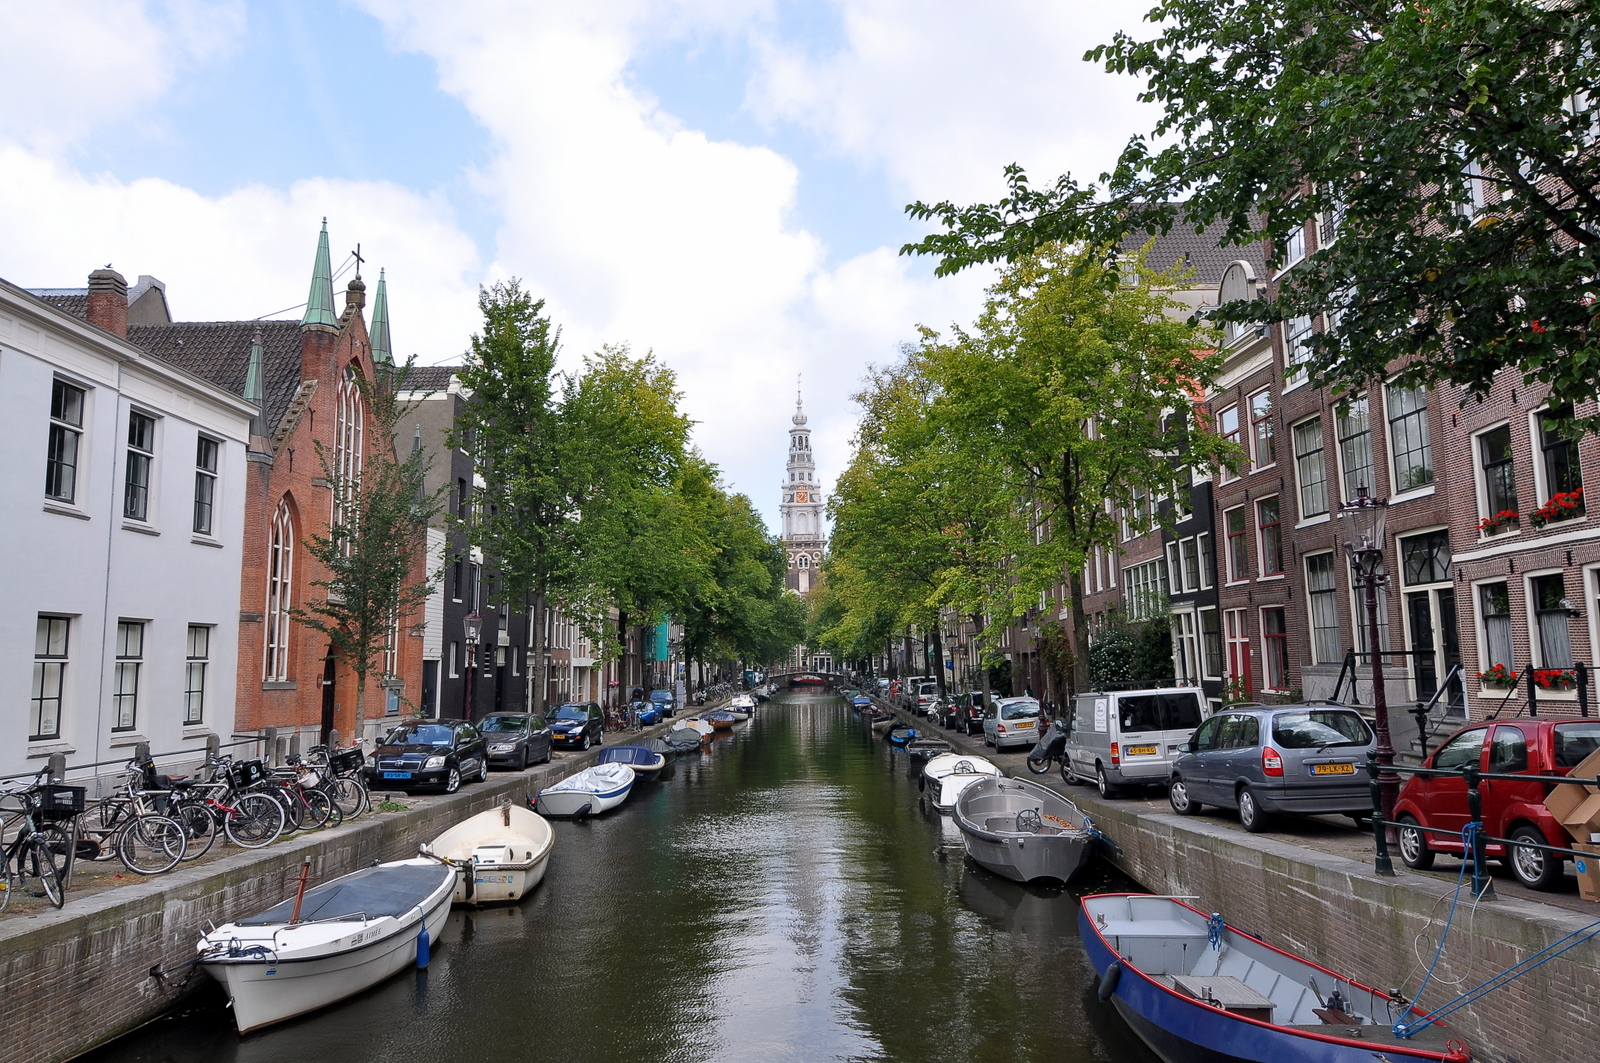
129, 320, 305, 432
1120, 209, 1267, 288
402, 365, 459, 393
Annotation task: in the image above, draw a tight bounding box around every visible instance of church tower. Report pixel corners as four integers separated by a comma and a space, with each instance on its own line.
781, 386, 826, 596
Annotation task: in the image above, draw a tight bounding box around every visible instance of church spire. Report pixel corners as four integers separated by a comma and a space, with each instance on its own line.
301, 218, 338, 330
370, 268, 392, 365
243, 327, 267, 439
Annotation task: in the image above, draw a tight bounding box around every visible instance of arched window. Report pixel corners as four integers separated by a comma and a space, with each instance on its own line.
264, 499, 294, 681
798, 554, 810, 569
333, 365, 364, 540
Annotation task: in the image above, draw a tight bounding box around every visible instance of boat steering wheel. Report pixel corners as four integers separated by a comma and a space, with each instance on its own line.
1015, 808, 1043, 833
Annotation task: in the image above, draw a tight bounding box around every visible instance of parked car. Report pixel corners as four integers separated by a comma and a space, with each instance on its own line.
916, 682, 943, 720
633, 700, 664, 726
1063, 687, 1209, 797
947, 690, 1000, 734
985, 697, 1043, 751
480, 712, 553, 771
649, 688, 677, 718
1167, 705, 1375, 833
366, 719, 488, 793
1393, 718, 1600, 890
548, 702, 605, 750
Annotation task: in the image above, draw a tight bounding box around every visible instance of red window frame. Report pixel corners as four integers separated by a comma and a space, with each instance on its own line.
1225, 608, 1252, 694
1225, 506, 1249, 582
1257, 497, 1284, 576
1261, 607, 1290, 690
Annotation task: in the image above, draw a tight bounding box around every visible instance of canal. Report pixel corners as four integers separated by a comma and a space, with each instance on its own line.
87, 692, 1157, 1063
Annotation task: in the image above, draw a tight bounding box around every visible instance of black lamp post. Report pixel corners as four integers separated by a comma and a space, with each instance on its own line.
463, 611, 482, 722
1344, 486, 1399, 853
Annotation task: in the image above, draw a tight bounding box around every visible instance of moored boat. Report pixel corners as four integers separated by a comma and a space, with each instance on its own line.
598, 744, 668, 781
426, 802, 555, 905
887, 726, 919, 748
665, 724, 707, 751
197, 857, 455, 1033
536, 764, 635, 818
704, 710, 737, 732
951, 776, 1096, 884
1080, 893, 1471, 1062
870, 715, 898, 734
920, 753, 1002, 812
906, 738, 952, 775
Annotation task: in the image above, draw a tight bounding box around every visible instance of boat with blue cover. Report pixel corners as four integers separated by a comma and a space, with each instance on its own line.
887, 726, 919, 748
1080, 893, 1470, 1063
598, 744, 668, 781
703, 710, 737, 732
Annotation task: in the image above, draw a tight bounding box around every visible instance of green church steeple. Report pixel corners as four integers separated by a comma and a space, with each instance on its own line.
370, 268, 392, 365
301, 218, 338, 330
244, 327, 267, 437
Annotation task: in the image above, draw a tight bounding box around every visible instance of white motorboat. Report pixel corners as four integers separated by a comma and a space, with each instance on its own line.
425, 802, 555, 905
684, 718, 716, 738
952, 775, 1096, 884
920, 753, 1003, 812
535, 764, 635, 818
727, 694, 757, 718
197, 857, 455, 1034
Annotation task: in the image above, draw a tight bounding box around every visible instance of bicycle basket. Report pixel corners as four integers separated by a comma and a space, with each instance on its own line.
229, 759, 267, 789
38, 784, 87, 821
331, 748, 364, 774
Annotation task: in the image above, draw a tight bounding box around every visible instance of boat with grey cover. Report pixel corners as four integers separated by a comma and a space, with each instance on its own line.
951, 775, 1096, 884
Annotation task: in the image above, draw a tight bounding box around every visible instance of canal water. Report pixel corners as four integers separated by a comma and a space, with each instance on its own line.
88, 692, 1157, 1063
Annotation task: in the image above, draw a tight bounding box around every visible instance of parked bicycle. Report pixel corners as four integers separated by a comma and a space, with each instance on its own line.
132, 758, 286, 855
0, 772, 75, 911
302, 744, 369, 820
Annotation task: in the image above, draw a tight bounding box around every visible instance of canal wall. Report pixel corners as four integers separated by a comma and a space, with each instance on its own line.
0, 726, 666, 1063
897, 703, 1599, 1063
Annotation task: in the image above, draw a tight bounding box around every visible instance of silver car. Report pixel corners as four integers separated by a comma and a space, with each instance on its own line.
984, 697, 1043, 751
1167, 705, 1375, 832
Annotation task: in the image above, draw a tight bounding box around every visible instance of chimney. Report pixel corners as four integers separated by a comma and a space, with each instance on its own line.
86, 268, 129, 339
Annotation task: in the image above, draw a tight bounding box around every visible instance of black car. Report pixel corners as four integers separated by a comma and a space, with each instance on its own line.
549, 702, 604, 750
948, 691, 1000, 735
366, 719, 488, 793
649, 688, 677, 718
480, 712, 553, 771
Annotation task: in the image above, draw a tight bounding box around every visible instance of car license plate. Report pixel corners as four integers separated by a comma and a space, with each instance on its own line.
382, 771, 412, 779
1127, 745, 1158, 756
1312, 762, 1355, 775
1018, 720, 1035, 728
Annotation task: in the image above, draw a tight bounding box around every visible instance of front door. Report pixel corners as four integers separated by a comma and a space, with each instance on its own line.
320, 649, 337, 745
1406, 588, 1463, 706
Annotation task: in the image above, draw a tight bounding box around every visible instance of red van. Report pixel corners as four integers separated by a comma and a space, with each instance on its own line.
1393, 718, 1600, 890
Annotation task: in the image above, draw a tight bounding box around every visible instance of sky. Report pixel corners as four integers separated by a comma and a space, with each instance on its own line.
0, 0, 1156, 534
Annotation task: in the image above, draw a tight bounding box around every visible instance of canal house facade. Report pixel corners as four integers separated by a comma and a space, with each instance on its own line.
2, 270, 254, 782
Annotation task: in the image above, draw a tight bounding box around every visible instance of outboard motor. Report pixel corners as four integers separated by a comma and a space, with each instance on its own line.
1026, 718, 1069, 771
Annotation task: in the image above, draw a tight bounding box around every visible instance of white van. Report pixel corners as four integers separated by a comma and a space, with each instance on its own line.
1063, 687, 1209, 797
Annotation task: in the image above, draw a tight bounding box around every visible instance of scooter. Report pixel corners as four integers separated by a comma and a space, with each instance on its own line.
1026, 718, 1069, 775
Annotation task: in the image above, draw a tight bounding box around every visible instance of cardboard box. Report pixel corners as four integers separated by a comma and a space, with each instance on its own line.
1566, 748, 1600, 794
1573, 843, 1600, 903
1545, 785, 1600, 843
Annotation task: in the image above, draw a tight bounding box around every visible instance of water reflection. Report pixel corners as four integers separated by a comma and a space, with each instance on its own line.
86, 694, 1153, 1063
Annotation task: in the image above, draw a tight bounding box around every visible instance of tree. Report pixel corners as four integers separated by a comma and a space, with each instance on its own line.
921, 242, 1233, 691
907, 0, 1600, 414
296, 359, 441, 742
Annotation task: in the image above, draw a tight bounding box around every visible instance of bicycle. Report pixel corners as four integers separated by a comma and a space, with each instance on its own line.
303, 744, 369, 820
263, 760, 341, 833
133, 759, 286, 855
0, 773, 73, 912
76, 767, 190, 875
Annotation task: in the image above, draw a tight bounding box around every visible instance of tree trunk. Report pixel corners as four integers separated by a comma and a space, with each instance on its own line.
617, 610, 629, 707
971, 612, 989, 703
353, 666, 367, 748
932, 622, 947, 698
902, 628, 913, 679
532, 591, 548, 716
1068, 569, 1091, 696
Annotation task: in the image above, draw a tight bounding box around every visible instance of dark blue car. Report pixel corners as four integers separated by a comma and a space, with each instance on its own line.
633, 700, 664, 726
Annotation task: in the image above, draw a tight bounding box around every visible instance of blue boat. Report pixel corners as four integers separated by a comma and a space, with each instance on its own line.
598, 744, 668, 781
1079, 894, 1470, 1063
887, 726, 919, 748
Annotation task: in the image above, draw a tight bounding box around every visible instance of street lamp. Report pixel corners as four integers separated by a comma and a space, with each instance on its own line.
463, 611, 482, 722
1343, 485, 1398, 868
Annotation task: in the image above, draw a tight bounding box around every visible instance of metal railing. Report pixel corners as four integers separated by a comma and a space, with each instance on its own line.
1, 730, 291, 788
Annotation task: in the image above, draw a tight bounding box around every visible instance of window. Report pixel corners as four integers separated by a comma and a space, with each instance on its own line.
333, 366, 364, 539
452, 556, 464, 602
1532, 573, 1575, 669
798, 554, 811, 569
185, 625, 210, 725
1200, 608, 1223, 679
1537, 407, 1584, 521
1257, 497, 1283, 576
1166, 541, 1182, 591
1351, 558, 1391, 654
124, 411, 156, 521
1306, 552, 1341, 664
1181, 537, 1201, 592
468, 562, 481, 613
1124, 558, 1169, 620
1479, 582, 1513, 670
1284, 315, 1314, 383
1249, 390, 1275, 467
1261, 608, 1290, 689
1433, 727, 1487, 771
193, 437, 219, 535
1279, 222, 1307, 271
1218, 405, 1241, 481
1386, 385, 1433, 492
1173, 612, 1200, 684
31, 616, 69, 740
448, 640, 460, 679
1225, 507, 1249, 582
457, 478, 469, 518
113, 620, 144, 732
1198, 533, 1214, 589
264, 499, 294, 681
1225, 608, 1252, 693
1489, 726, 1529, 773
1336, 396, 1374, 501
1293, 417, 1329, 517
1479, 424, 1519, 530
1401, 530, 1452, 586
46, 380, 85, 503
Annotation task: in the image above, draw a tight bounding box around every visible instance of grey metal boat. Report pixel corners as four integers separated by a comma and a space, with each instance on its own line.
951, 776, 1096, 884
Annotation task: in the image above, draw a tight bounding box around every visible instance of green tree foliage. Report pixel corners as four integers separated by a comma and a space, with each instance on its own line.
296, 359, 442, 739
907, 0, 1600, 412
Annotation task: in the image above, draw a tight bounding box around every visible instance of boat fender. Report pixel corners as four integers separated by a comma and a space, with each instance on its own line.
575, 801, 593, 820
415, 908, 431, 969
918, 774, 926, 792
1097, 962, 1121, 1002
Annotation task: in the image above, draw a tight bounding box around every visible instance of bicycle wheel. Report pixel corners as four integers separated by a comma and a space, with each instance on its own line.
0, 864, 14, 914
24, 837, 64, 908
223, 793, 285, 849
172, 800, 219, 860
302, 788, 337, 829
275, 787, 304, 833
32, 823, 77, 883
328, 776, 368, 819
117, 814, 187, 875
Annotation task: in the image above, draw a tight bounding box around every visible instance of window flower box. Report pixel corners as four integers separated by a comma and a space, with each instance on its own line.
1477, 663, 1518, 689
1530, 489, 1584, 528
1477, 510, 1520, 534
1534, 668, 1578, 691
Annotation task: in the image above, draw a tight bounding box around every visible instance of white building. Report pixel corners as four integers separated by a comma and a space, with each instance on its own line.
0, 271, 254, 785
